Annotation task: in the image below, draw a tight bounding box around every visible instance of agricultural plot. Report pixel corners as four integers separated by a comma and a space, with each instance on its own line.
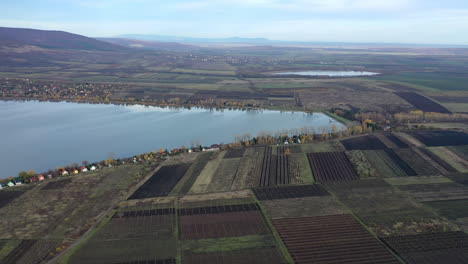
0, 164, 156, 240
325, 179, 392, 191
0, 189, 28, 209
307, 152, 359, 182
428, 147, 468, 173
424, 199, 468, 220
0, 239, 59, 264
363, 150, 407, 177
394, 148, 442, 176
331, 184, 454, 236
69, 206, 176, 264
41, 178, 72, 190
204, 158, 241, 193
223, 148, 246, 159
129, 163, 191, 199
346, 150, 378, 178
260, 195, 347, 219
417, 147, 457, 174
183, 247, 284, 264
382, 232, 468, 264
411, 130, 468, 146
170, 152, 215, 196
383, 149, 418, 176
273, 215, 399, 264
384, 133, 410, 148
178, 204, 269, 240
341, 135, 388, 150
448, 173, 468, 185
253, 184, 329, 200
384, 176, 453, 186
448, 145, 468, 160
259, 147, 291, 186
231, 147, 265, 189
397, 183, 468, 202
395, 92, 451, 113
301, 140, 345, 153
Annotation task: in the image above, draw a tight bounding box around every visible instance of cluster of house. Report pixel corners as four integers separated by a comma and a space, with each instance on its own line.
0, 145, 224, 190
0, 165, 99, 189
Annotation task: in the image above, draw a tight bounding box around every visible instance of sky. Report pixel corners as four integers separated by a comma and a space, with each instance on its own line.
1, 0, 468, 44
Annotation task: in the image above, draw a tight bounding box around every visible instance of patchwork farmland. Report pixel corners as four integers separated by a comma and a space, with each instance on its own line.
2, 130, 468, 264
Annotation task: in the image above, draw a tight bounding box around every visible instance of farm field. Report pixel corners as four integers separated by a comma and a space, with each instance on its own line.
259, 147, 293, 186
129, 163, 192, 199
260, 195, 347, 219
178, 204, 268, 240
341, 135, 388, 150
397, 182, 468, 202
395, 92, 451, 113
410, 130, 468, 146
307, 152, 359, 182
273, 215, 399, 264
393, 148, 441, 176
68, 206, 177, 264
253, 184, 329, 200
0, 186, 30, 208
382, 231, 468, 264
327, 180, 456, 236
363, 150, 406, 177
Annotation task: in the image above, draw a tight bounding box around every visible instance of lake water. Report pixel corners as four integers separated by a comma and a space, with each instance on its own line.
0, 100, 345, 178
274, 71, 379, 77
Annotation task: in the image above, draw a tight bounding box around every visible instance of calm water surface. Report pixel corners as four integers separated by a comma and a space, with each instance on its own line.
274, 71, 379, 76
0, 100, 344, 177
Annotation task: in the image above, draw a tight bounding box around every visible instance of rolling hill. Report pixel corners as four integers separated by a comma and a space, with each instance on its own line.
0, 27, 127, 52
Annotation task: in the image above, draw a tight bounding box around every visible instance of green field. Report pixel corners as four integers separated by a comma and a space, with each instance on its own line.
371, 72, 468, 91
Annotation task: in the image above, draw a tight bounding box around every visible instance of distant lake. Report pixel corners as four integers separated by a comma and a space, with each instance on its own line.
274, 71, 379, 77
0, 100, 345, 178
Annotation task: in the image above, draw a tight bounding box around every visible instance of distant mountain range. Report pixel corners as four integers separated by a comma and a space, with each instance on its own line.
117, 35, 272, 45
116, 34, 468, 48
97, 38, 199, 51
0, 27, 127, 52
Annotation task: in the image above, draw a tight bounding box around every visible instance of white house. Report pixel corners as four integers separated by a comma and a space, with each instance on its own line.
7, 182, 15, 187
90, 166, 96, 171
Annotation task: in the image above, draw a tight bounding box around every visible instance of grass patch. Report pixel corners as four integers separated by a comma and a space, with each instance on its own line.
424, 199, 468, 220
296, 153, 314, 184
181, 235, 275, 253
301, 141, 344, 153
384, 176, 453, 185
324, 111, 353, 126
429, 147, 468, 172
442, 103, 468, 113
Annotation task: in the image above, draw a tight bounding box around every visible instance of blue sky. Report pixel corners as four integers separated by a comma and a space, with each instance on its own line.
1, 0, 468, 44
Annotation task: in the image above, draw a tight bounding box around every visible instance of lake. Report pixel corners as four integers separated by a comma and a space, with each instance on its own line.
274, 71, 379, 77
0, 100, 345, 178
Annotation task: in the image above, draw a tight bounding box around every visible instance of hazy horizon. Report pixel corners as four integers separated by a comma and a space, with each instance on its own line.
1, 0, 468, 45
